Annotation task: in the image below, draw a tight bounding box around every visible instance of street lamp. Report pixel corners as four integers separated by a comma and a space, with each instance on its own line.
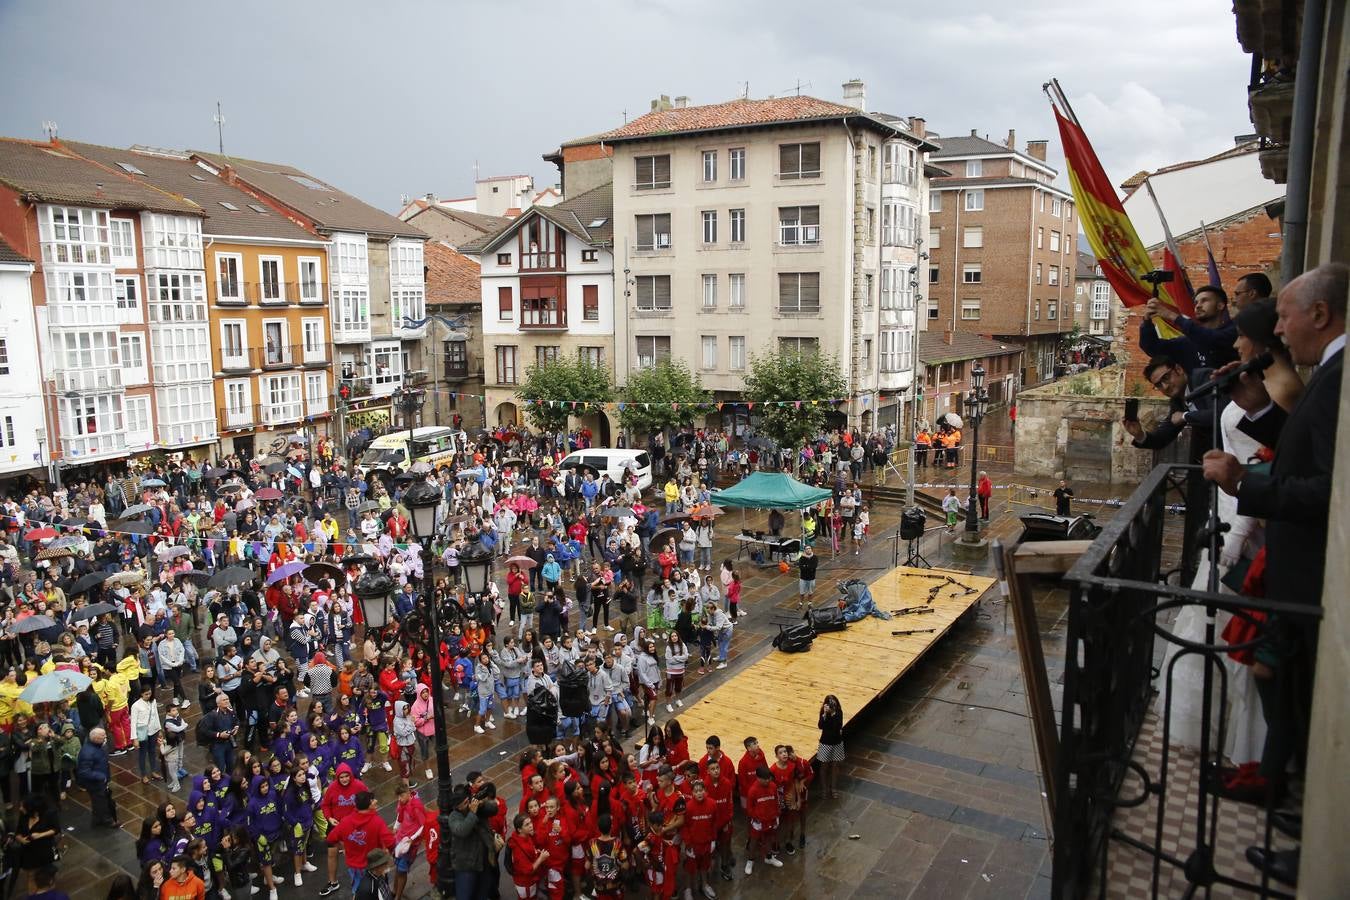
458, 540, 494, 594
389, 477, 458, 898
962, 364, 989, 544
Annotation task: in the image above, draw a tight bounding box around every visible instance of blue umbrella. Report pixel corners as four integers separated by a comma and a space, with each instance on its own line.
140, 477, 167, 487
287, 465, 304, 479
19, 670, 92, 704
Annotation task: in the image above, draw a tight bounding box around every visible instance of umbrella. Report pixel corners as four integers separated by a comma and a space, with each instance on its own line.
61, 517, 87, 528
689, 503, 725, 520
140, 477, 167, 487
445, 514, 473, 526
22, 527, 56, 542
48, 535, 84, 550
118, 504, 155, 519
156, 545, 191, 559
505, 555, 537, 570
255, 487, 283, 501
358, 500, 382, 513
599, 506, 635, 520
456, 466, 484, 481
203, 466, 230, 479
176, 569, 211, 585
208, 566, 256, 590
303, 562, 345, 584
650, 527, 681, 551
72, 602, 118, 621
10, 615, 57, 635
409, 461, 433, 475
286, 465, 304, 480
34, 547, 73, 561
69, 571, 111, 596
500, 456, 526, 467
341, 553, 380, 569
940, 412, 964, 429
106, 570, 146, 587
19, 671, 92, 704
120, 520, 156, 535
235, 498, 256, 512
659, 512, 691, 526
263, 462, 285, 475
216, 483, 245, 496
266, 561, 306, 585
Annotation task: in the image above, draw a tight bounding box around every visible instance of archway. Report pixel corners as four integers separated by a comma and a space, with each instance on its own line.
860, 409, 874, 433
494, 402, 520, 426
578, 410, 613, 448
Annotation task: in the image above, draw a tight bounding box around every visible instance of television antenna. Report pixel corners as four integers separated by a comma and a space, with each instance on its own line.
42, 120, 58, 141
778, 80, 812, 97
213, 102, 226, 155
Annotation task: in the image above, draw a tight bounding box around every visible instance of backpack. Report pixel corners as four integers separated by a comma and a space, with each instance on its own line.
772, 621, 816, 654
525, 685, 559, 745
195, 713, 214, 747
805, 603, 848, 633
517, 590, 536, 614
557, 662, 590, 719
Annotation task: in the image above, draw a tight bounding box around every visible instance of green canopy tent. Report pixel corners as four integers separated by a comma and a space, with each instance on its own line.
711, 472, 833, 564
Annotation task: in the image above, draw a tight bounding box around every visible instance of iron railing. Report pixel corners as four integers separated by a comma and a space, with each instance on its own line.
1054, 463, 1320, 899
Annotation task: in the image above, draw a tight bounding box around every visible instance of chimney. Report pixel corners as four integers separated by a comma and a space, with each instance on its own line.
424, 192, 436, 203
943, 330, 954, 345
1026, 140, 1048, 161
842, 79, 866, 111
650, 94, 673, 112
970, 128, 978, 137
673, 96, 689, 109
908, 116, 926, 138
1006, 128, 1016, 149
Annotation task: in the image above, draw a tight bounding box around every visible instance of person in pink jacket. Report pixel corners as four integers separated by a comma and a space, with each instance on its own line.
392, 782, 427, 900
409, 684, 437, 783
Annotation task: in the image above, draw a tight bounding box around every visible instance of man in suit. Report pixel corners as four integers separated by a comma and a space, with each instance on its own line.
1202, 261, 1346, 886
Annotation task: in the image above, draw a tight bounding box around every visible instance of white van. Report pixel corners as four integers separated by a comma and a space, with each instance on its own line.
356, 426, 458, 481
558, 448, 653, 493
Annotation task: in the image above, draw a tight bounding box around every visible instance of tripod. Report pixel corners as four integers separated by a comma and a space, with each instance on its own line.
893, 527, 932, 569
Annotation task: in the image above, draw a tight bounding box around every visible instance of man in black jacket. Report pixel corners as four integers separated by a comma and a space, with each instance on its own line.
1203, 262, 1346, 884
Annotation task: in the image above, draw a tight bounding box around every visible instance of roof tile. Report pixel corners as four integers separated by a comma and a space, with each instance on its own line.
425, 241, 480, 307
0, 234, 30, 264
918, 331, 1023, 365
0, 138, 202, 215
598, 96, 864, 141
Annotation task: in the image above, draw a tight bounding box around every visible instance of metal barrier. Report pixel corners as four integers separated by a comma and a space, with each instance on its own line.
1052, 463, 1320, 899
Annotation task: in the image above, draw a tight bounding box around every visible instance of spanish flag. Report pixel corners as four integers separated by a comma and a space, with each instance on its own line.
1046, 80, 1193, 336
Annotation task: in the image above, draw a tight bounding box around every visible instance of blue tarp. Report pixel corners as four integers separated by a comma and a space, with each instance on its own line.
839, 578, 892, 621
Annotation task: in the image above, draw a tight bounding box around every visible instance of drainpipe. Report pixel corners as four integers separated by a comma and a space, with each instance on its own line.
951, 191, 962, 333
1279, 0, 1325, 280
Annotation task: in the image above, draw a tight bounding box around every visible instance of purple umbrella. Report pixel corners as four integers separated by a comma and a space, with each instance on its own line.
265, 560, 306, 585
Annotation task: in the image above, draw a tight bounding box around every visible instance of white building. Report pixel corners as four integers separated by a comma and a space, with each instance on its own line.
0, 239, 44, 480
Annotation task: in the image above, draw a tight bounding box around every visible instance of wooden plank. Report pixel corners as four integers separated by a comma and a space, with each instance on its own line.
1004, 543, 1059, 832
1012, 540, 1092, 574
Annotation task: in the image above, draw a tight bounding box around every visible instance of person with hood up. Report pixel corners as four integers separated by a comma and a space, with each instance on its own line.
184, 787, 220, 853
409, 684, 437, 784
540, 553, 562, 594
318, 762, 368, 896
245, 775, 282, 900
282, 765, 321, 887
390, 700, 417, 787
391, 782, 426, 900
325, 790, 394, 895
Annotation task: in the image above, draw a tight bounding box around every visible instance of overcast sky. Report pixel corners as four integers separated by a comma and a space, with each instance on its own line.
0, 0, 1252, 215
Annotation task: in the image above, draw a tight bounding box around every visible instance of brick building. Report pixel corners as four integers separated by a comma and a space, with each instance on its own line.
927, 130, 1077, 387
917, 330, 1024, 427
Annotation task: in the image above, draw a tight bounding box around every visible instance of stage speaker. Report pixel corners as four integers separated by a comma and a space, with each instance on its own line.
900, 507, 927, 541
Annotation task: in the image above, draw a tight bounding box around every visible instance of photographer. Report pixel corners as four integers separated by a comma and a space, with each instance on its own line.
1140, 285, 1239, 373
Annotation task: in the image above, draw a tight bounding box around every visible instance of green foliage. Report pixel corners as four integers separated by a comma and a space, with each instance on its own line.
618, 361, 709, 437
1064, 374, 1101, 396
517, 356, 613, 431
743, 350, 848, 455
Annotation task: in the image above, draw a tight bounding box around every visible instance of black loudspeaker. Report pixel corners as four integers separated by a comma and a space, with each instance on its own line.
900, 508, 927, 541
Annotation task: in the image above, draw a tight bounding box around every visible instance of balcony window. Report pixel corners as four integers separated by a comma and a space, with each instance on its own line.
702, 150, 717, 183
336, 288, 370, 335
142, 213, 203, 270
110, 218, 136, 266
729, 148, 746, 181
729, 273, 746, 309
114, 276, 141, 322
148, 272, 207, 322
62, 393, 123, 440
635, 335, 671, 369
635, 214, 672, 251
701, 211, 717, 244
334, 236, 368, 278
777, 272, 820, 315
220, 321, 247, 370
779, 142, 821, 179
520, 293, 565, 327
883, 202, 915, 246
883, 144, 917, 185
216, 254, 242, 302
779, 206, 820, 245
444, 339, 468, 379
306, 372, 328, 417
1092, 282, 1111, 320
634, 275, 672, 311
157, 381, 215, 445
634, 154, 672, 190
39, 206, 111, 265
224, 380, 251, 428
729, 208, 745, 243
259, 257, 284, 302
262, 374, 303, 424
57, 330, 120, 370
495, 345, 518, 384
152, 324, 212, 382
366, 341, 403, 390
298, 257, 323, 303
392, 288, 426, 328
391, 240, 423, 280
520, 219, 563, 270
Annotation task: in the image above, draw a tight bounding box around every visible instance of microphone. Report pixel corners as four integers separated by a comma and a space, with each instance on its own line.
1185, 352, 1275, 402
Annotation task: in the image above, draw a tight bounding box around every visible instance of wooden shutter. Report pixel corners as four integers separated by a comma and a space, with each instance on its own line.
802, 273, 820, 309
498, 286, 512, 318
803, 206, 820, 226
778, 273, 796, 309
653, 155, 671, 186
583, 284, 599, 319
655, 276, 671, 308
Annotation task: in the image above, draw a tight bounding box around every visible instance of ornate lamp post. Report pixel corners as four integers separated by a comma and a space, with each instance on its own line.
458, 540, 495, 594
395, 385, 425, 474
962, 364, 989, 543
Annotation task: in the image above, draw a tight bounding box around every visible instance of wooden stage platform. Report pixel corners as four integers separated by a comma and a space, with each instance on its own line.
672, 565, 996, 759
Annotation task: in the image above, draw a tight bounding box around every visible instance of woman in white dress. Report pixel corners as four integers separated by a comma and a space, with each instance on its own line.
1157, 299, 1302, 763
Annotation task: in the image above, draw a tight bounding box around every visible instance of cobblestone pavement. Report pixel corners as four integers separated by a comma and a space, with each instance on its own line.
45, 488, 1087, 899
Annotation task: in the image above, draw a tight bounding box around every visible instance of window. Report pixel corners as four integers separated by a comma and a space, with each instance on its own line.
259, 257, 284, 302
929, 265, 939, 284
582, 284, 599, 321
635, 214, 672, 251
61, 393, 122, 439
391, 241, 423, 280
391, 287, 425, 327
496, 345, 515, 383
929, 306, 940, 319
444, 339, 468, 378
147, 272, 207, 322
702, 274, 717, 309
963, 226, 983, 248
493, 286, 513, 321
578, 346, 604, 368
880, 267, 897, 309
865, 207, 876, 243
884, 144, 916, 184
220, 321, 246, 368
262, 320, 290, 366
928, 228, 940, 249
729, 335, 746, 370
634, 154, 672, 190
261, 374, 303, 424
729, 208, 745, 243
223, 380, 251, 427
536, 345, 559, 366
333, 236, 368, 277
581, 249, 598, 262
1050, 231, 1062, 253
778, 337, 819, 355
335, 288, 369, 334
1048, 266, 1059, 286
634, 275, 672, 311
302, 318, 325, 362
39, 206, 111, 265
777, 272, 820, 314
298, 257, 322, 302
778, 142, 821, 179
883, 202, 915, 246
702, 150, 717, 183
151, 324, 211, 383
1037, 227, 1044, 249
700, 335, 718, 370
306, 372, 328, 416
880, 328, 912, 372
119, 396, 148, 437
119, 334, 144, 369
1034, 300, 1041, 320
497, 252, 512, 266
965, 190, 984, 211
1052, 197, 1063, 217
1092, 282, 1111, 320
1047, 300, 1057, 320
729, 273, 746, 309
366, 341, 403, 388
216, 254, 242, 301
110, 218, 136, 265
1036, 263, 1043, 285
0, 339, 7, 376
867, 145, 877, 179
729, 148, 746, 181
142, 214, 203, 269
779, 206, 820, 245
635, 335, 671, 369
520, 289, 564, 327
966, 159, 983, 177
114, 276, 140, 318
961, 299, 981, 320
0, 415, 14, 448
962, 264, 982, 284
702, 210, 717, 244
864, 273, 874, 309
929, 191, 943, 213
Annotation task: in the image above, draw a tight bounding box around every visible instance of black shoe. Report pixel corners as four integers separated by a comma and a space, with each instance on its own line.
783, 841, 795, 855
1245, 846, 1299, 887
1270, 810, 1302, 840
319, 882, 341, 896
720, 867, 733, 882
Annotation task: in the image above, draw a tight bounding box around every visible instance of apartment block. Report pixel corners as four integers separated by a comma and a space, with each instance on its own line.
0, 238, 41, 479
1073, 251, 1119, 337
928, 130, 1077, 386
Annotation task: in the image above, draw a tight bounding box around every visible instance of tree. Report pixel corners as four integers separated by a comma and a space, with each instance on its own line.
743, 349, 848, 466
618, 361, 710, 441
516, 356, 613, 432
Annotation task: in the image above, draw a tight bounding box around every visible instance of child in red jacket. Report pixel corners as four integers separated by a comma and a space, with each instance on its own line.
507, 813, 550, 899
736, 737, 767, 811
638, 811, 681, 900
680, 779, 719, 899
704, 758, 737, 881
743, 766, 784, 875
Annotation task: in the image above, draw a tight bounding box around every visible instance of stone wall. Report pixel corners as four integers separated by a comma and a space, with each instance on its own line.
1012, 365, 1170, 484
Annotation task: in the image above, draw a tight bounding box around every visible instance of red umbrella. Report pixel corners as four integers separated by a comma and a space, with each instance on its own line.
23, 527, 57, 542
255, 487, 283, 501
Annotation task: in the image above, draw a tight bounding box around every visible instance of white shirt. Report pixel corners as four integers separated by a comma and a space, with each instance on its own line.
1320, 333, 1346, 368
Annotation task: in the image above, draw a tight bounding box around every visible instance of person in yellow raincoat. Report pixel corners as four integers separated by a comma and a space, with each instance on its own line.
0, 668, 33, 728
95, 666, 133, 754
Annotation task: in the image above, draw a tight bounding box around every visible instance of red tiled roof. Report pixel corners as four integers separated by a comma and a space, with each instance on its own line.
598, 96, 863, 141
425, 241, 480, 307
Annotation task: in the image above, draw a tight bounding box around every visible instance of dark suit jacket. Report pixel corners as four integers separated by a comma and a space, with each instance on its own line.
1132, 368, 1225, 461
1237, 347, 1343, 606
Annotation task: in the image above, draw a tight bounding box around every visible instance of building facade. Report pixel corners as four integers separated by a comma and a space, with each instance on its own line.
588, 87, 933, 431
917, 330, 1023, 426
0, 238, 42, 481
466, 184, 616, 439
424, 240, 485, 429
927, 130, 1077, 386
1072, 251, 1119, 336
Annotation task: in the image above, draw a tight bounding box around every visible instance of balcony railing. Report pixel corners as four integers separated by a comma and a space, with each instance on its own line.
332, 320, 372, 343
444, 359, 470, 381
252, 344, 295, 370
520, 250, 564, 271
1041, 463, 1321, 899
218, 404, 256, 432
246, 281, 295, 305
62, 432, 126, 459
260, 401, 304, 426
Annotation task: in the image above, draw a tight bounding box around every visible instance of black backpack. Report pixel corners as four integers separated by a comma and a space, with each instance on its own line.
773, 621, 816, 653
805, 603, 848, 633
557, 663, 590, 719
194, 713, 214, 747
526, 685, 559, 745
